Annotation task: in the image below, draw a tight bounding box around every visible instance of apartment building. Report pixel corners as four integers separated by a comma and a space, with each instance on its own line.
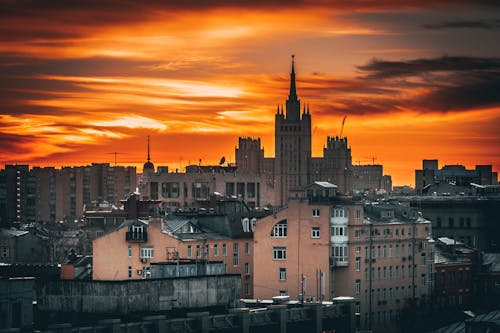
93, 199, 268, 298
334, 202, 433, 332
253, 184, 432, 332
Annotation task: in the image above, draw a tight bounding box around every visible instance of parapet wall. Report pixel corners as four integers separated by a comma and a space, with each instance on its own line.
35, 275, 241, 315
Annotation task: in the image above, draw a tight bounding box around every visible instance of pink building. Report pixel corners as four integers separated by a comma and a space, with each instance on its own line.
93, 214, 256, 297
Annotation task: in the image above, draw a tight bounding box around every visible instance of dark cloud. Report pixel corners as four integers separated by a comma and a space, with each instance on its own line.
423, 19, 500, 30
357, 56, 500, 79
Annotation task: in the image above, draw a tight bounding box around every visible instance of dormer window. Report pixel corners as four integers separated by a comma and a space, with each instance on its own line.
271, 220, 287, 238
241, 218, 250, 232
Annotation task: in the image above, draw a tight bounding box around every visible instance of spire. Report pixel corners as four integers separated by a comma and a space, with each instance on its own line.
147, 135, 151, 162
143, 135, 154, 170
289, 54, 298, 102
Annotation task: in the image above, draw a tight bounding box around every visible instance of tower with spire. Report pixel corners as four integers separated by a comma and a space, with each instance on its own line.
274, 55, 312, 206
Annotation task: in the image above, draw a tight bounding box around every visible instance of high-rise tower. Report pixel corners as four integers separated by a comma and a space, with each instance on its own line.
274, 55, 312, 206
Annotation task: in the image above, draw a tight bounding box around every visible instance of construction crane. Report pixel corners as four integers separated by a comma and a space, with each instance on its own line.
106, 152, 126, 167
339, 115, 347, 138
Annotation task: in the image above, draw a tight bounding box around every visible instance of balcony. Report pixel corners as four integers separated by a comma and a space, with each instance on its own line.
126, 231, 148, 242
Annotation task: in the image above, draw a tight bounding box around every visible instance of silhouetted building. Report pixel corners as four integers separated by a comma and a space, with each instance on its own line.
416, 159, 498, 194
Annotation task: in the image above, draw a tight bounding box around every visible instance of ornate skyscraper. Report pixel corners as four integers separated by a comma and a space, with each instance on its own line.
274, 55, 312, 206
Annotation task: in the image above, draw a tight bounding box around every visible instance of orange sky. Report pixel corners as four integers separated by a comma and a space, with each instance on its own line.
1, 1, 499, 186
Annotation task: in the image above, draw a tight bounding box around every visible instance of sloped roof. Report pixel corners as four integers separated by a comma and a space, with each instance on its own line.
0, 228, 29, 238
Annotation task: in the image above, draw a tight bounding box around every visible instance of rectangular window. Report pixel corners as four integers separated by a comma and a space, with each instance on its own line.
279, 268, 286, 281
204, 244, 209, 257
245, 263, 250, 275
245, 242, 250, 255
312, 209, 320, 217
196, 245, 201, 257
355, 230, 361, 238
140, 247, 154, 258
223, 243, 227, 256
187, 245, 192, 258
356, 246, 361, 253
311, 227, 320, 238
356, 210, 361, 220
128, 245, 132, 258
356, 257, 361, 272
355, 279, 361, 294
233, 243, 239, 266
273, 247, 287, 260
213, 244, 219, 256
389, 245, 393, 258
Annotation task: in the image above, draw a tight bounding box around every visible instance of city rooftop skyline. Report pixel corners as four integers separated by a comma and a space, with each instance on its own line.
1, 1, 499, 186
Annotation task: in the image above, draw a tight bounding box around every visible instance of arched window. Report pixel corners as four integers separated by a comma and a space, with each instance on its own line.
241, 218, 250, 232
271, 220, 287, 238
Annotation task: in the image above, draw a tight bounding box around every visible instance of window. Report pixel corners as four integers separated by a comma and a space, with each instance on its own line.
273, 247, 287, 260
213, 244, 219, 256
245, 263, 250, 275
128, 245, 132, 258
140, 247, 154, 258
389, 245, 393, 258
233, 243, 239, 266
196, 245, 201, 257
355, 279, 361, 294
449, 217, 454, 228
421, 274, 426, 285
356, 257, 361, 271
332, 245, 348, 263
271, 220, 287, 238
245, 242, 250, 255
187, 245, 192, 258
333, 208, 345, 217
161, 182, 179, 198
311, 227, 320, 238
356, 209, 361, 219
279, 268, 286, 280
356, 246, 361, 253
223, 243, 227, 256
312, 209, 320, 217
333, 226, 346, 236
128, 266, 132, 278
355, 230, 361, 238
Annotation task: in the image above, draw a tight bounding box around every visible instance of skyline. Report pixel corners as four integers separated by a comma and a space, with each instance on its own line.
1, 1, 499, 186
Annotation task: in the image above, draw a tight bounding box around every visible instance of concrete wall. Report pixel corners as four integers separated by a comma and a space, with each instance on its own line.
35, 275, 241, 315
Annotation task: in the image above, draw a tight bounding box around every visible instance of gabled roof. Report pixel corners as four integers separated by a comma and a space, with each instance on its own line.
163, 217, 197, 233
117, 219, 149, 230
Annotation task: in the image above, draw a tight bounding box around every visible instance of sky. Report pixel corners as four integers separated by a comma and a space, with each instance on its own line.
1, 0, 499, 186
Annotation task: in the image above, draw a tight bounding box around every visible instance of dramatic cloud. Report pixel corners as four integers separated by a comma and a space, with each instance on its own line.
423, 19, 500, 30
1, 1, 499, 185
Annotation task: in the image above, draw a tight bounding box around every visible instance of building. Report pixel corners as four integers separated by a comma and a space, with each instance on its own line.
253, 182, 337, 301
352, 164, 392, 194
140, 57, 365, 209
253, 191, 433, 333
433, 238, 473, 309
415, 159, 498, 194
401, 196, 500, 252
93, 198, 269, 298
0, 163, 137, 225
0, 229, 50, 264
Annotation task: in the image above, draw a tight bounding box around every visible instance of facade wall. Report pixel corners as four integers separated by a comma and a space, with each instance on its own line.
36, 276, 241, 314
335, 216, 432, 331
435, 262, 471, 307
253, 199, 331, 300
139, 171, 275, 210
92, 220, 254, 297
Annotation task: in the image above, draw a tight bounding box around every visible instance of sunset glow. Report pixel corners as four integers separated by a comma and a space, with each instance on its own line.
1, 1, 499, 185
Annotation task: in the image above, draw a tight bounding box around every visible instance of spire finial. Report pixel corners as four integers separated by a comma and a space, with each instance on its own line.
147, 135, 151, 162
288, 54, 297, 101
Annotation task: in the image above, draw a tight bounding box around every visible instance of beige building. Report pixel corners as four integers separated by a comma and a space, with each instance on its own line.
334, 202, 433, 332
252, 185, 432, 332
